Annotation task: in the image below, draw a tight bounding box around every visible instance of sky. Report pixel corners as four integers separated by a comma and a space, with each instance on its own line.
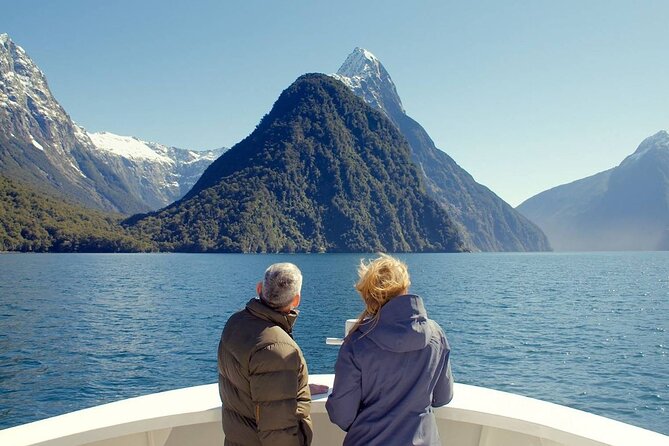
2, 0, 668, 206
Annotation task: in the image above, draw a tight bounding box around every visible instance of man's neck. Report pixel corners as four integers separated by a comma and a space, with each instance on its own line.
259, 296, 294, 314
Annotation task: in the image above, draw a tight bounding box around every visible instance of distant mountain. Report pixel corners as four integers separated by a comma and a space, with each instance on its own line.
87, 131, 225, 210
518, 131, 669, 251
0, 34, 224, 214
128, 74, 468, 253
332, 48, 551, 252
0, 175, 152, 252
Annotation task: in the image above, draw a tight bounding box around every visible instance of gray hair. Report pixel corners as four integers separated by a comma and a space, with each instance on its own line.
260, 263, 302, 309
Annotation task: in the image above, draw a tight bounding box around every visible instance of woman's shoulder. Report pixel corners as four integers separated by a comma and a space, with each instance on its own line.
343, 328, 365, 346
426, 317, 445, 331
426, 319, 450, 345
342, 327, 377, 354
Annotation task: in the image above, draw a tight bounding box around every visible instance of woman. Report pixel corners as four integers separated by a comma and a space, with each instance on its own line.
326, 254, 453, 446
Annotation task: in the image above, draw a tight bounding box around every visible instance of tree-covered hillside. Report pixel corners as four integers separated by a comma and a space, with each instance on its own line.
0, 176, 154, 252
128, 74, 467, 253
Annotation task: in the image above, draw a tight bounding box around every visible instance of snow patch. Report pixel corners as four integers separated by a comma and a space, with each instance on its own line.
69, 161, 87, 178
361, 48, 378, 62
88, 131, 173, 163
29, 134, 44, 151
621, 131, 669, 165
188, 150, 220, 163
72, 124, 88, 141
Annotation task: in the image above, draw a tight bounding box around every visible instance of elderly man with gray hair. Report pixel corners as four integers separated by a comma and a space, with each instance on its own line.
218, 263, 325, 446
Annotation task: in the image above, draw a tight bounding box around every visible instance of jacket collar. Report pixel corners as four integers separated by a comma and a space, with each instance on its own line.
245, 298, 298, 334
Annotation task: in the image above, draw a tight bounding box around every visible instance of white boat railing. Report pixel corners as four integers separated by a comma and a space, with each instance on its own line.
1, 375, 667, 446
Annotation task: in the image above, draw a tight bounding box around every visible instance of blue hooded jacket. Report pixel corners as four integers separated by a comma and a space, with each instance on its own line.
326, 294, 453, 446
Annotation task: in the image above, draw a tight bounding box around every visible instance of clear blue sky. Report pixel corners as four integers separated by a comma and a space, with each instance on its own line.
2, 1, 668, 206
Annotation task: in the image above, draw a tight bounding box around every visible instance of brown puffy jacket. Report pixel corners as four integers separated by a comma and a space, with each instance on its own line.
218, 298, 313, 446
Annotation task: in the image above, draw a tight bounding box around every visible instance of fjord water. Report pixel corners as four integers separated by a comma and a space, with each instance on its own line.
0, 253, 667, 434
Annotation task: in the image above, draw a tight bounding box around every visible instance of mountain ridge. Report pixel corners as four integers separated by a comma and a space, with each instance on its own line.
518, 130, 669, 251
331, 48, 551, 252
0, 33, 138, 212
0, 34, 224, 214
86, 131, 225, 210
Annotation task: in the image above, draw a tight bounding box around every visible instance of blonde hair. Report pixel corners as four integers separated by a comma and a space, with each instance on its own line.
348, 254, 411, 337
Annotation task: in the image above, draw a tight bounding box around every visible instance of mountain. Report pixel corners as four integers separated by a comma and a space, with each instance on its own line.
517, 131, 669, 251
0, 33, 146, 213
332, 48, 551, 252
0, 34, 223, 214
128, 74, 468, 253
0, 175, 153, 252
86, 131, 225, 210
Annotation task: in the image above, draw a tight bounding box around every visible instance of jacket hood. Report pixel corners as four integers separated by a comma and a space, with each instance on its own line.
245, 298, 299, 334
359, 294, 432, 352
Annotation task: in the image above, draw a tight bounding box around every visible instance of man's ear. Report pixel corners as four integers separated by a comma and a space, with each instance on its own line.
291, 294, 301, 308
256, 282, 262, 297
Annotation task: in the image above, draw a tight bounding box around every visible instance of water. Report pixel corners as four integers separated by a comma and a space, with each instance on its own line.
0, 252, 667, 435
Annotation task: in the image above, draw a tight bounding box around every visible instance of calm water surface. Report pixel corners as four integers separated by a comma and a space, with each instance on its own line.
0, 252, 667, 434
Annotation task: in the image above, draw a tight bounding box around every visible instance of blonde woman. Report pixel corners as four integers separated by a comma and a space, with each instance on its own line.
326, 254, 453, 446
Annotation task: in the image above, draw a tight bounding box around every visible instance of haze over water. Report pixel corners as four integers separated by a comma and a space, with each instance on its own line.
0, 252, 667, 434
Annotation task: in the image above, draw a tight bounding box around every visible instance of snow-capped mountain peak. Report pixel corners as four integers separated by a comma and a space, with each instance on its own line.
1, 34, 103, 202
336, 47, 383, 79
634, 130, 669, 154
1, 34, 63, 124
330, 47, 551, 252
331, 47, 405, 118
621, 130, 669, 165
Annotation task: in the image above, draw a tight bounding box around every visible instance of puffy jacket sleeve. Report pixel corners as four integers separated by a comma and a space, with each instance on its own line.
249, 341, 309, 446
432, 338, 454, 407
325, 339, 362, 431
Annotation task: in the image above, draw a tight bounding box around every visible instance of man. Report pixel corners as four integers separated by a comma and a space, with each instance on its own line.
218, 263, 321, 446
